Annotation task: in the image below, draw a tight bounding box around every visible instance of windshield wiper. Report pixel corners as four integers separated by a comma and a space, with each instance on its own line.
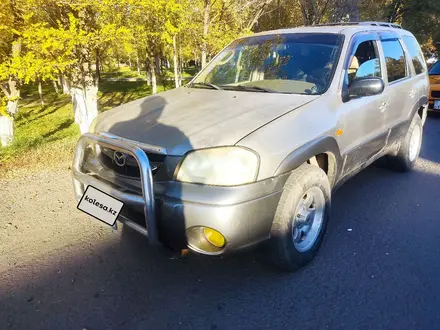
223, 84, 277, 93
189, 82, 222, 90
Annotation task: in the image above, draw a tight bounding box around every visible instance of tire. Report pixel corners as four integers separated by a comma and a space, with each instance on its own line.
387, 114, 423, 172
268, 164, 331, 272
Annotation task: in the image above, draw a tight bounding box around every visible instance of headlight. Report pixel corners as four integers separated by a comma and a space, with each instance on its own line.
176, 147, 259, 186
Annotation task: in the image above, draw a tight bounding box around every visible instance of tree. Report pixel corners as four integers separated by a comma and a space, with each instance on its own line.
196, 0, 274, 68
332, 0, 360, 22
298, 0, 332, 25
22, 22, 76, 105
0, 0, 30, 146
34, 0, 127, 133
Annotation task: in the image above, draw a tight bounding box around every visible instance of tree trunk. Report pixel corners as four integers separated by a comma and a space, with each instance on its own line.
60, 74, 71, 94
38, 79, 44, 106
194, 51, 198, 68
155, 56, 161, 76
136, 54, 141, 76
247, 4, 267, 30
173, 34, 180, 88
145, 60, 151, 86
71, 85, 98, 134
0, 115, 13, 147
0, 79, 19, 146
70, 42, 98, 134
95, 49, 101, 83
388, 0, 404, 22
178, 35, 183, 86
201, 0, 210, 68
150, 56, 157, 94
3, 77, 20, 117
53, 80, 59, 94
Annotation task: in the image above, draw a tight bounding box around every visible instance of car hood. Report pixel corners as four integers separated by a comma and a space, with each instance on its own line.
96, 87, 319, 155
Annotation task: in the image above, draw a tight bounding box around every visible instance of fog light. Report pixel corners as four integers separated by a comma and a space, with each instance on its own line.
186, 226, 226, 254
203, 228, 225, 248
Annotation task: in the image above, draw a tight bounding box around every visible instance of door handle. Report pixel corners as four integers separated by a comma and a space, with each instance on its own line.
379, 102, 388, 113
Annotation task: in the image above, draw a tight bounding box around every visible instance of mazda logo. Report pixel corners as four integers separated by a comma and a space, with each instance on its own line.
113, 151, 127, 167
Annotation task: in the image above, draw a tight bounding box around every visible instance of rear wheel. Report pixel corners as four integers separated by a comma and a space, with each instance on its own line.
387, 114, 422, 172
268, 164, 331, 272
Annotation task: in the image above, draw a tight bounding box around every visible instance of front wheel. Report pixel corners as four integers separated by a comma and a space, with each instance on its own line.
268, 164, 331, 272
387, 114, 423, 172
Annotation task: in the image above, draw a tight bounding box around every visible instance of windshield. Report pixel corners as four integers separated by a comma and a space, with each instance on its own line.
429, 61, 440, 75
190, 33, 343, 95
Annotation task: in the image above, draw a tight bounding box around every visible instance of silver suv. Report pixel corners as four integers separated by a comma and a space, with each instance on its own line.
72, 22, 429, 271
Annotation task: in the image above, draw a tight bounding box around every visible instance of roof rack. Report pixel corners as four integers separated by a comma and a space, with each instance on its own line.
313, 22, 402, 29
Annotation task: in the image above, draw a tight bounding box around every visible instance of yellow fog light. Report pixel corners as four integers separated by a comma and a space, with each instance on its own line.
203, 228, 225, 248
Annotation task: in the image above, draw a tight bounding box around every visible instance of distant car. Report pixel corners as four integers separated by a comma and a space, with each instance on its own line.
428, 61, 440, 111
72, 22, 429, 272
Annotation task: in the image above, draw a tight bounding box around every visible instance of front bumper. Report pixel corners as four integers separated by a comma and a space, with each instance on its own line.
73, 133, 286, 254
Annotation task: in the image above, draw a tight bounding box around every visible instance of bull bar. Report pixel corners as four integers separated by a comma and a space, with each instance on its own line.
72, 132, 165, 245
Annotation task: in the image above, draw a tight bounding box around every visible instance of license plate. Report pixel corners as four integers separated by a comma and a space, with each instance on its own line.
77, 186, 124, 226
434, 100, 440, 110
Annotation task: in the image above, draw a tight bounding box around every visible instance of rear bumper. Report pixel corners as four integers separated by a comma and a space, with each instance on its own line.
73, 133, 286, 254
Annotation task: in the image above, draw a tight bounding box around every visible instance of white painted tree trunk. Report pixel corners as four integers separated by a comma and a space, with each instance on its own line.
38, 80, 44, 106
201, 0, 210, 69
0, 115, 14, 147
136, 54, 141, 76
150, 62, 157, 94
6, 100, 19, 117
71, 86, 98, 134
173, 34, 180, 88
178, 36, 183, 86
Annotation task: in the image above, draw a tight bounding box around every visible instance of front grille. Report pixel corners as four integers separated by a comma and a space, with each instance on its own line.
98, 146, 166, 179
431, 90, 440, 98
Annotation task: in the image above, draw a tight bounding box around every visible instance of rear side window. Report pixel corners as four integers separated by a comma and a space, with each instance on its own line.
382, 39, 407, 82
402, 36, 426, 74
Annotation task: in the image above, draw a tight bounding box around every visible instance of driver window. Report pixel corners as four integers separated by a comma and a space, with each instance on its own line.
347, 40, 382, 84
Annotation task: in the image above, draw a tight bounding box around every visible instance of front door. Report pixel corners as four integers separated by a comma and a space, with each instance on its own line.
337, 34, 388, 176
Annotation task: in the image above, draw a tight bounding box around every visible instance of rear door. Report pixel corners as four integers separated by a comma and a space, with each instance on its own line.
337, 32, 388, 176
378, 33, 417, 143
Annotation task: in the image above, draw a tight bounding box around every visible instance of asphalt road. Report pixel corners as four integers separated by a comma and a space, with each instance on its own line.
2, 114, 440, 330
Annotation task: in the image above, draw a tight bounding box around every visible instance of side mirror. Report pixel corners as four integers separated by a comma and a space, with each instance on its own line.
349, 77, 384, 99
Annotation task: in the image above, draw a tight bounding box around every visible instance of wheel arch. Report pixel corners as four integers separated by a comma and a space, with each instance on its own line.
273, 136, 343, 187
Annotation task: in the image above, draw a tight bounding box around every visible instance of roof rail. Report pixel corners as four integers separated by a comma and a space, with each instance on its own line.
313, 21, 402, 29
